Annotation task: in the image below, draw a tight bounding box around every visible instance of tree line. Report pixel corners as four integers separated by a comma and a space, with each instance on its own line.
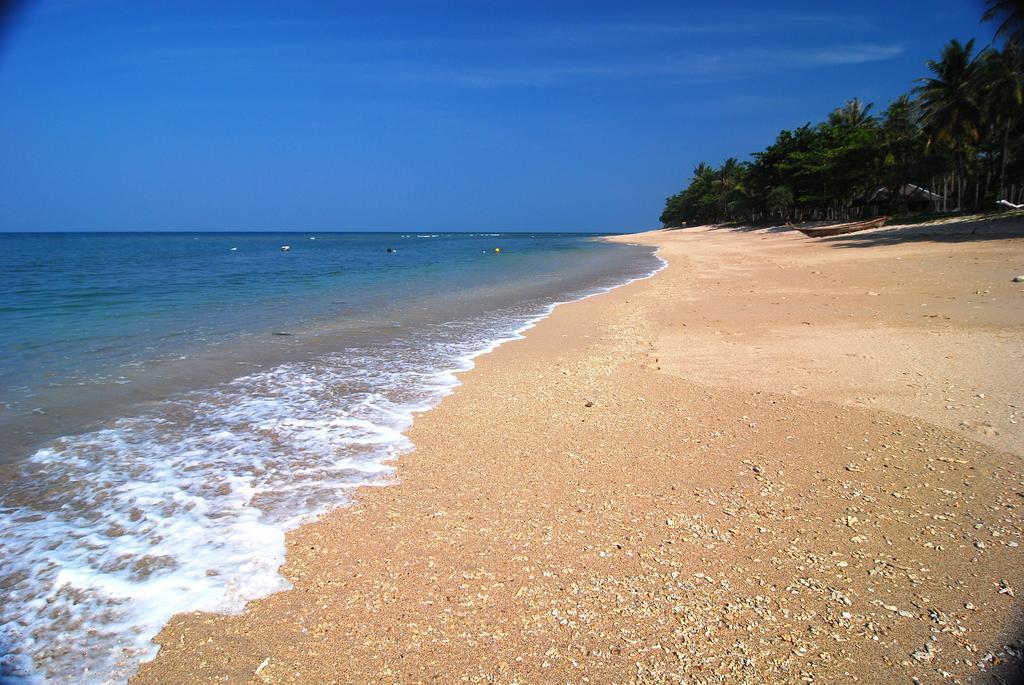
660, 2, 1024, 227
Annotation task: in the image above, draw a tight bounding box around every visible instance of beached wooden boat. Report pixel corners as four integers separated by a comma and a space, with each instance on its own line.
795, 216, 889, 237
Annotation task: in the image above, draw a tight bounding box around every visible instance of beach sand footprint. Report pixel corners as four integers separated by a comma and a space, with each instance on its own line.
958, 419, 1001, 438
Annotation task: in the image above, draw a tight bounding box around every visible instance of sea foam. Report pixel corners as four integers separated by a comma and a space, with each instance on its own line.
0, 344, 449, 683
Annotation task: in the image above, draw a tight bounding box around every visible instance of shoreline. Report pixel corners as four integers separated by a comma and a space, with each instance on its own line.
135, 219, 1023, 684
0, 235, 662, 685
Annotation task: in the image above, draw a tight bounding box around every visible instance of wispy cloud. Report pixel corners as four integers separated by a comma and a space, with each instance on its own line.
530, 12, 878, 42
110, 11, 879, 45
310, 43, 907, 89
794, 44, 906, 66
114, 38, 905, 90
37, 8, 905, 91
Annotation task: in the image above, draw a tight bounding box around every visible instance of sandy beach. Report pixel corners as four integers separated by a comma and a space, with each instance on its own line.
133, 216, 1023, 684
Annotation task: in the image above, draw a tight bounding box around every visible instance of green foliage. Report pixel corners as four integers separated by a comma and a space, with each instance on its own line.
659, 9, 1024, 227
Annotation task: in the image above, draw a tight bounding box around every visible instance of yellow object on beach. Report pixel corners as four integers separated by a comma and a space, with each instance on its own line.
495, 247, 501, 253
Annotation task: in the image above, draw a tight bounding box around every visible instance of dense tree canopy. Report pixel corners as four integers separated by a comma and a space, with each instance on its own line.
660, 6, 1024, 227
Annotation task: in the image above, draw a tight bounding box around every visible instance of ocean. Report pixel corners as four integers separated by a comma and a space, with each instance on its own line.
0, 231, 661, 683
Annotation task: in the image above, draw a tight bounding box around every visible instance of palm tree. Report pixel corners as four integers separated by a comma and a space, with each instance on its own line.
977, 42, 1023, 199
692, 161, 715, 183
880, 95, 926, 208
828, 98, 875, 128
766, 186, 794, 222
913, 39, 985, 210
983, 0, 1024, 45
713, 158, 743, 220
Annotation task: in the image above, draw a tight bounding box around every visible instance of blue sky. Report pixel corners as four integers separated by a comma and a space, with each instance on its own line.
0, 0, 990, 232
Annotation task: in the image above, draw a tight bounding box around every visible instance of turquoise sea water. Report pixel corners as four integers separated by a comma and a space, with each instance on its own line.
0, 231, 661, 683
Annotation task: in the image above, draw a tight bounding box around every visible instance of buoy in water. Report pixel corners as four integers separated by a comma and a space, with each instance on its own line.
494, 247, 501, 253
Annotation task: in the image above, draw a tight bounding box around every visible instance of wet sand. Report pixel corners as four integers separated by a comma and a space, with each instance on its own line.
133, 217, 1024, 684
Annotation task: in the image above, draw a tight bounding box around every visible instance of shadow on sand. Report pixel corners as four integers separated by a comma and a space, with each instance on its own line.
985, 609, 1024, 685
662, 222, 794, 234
709, 222, 795, 234
664, 212, 1024, 248
821, 213, 1024, 248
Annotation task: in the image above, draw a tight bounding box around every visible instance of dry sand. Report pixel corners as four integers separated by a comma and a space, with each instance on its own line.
133, 216, 1024, 684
